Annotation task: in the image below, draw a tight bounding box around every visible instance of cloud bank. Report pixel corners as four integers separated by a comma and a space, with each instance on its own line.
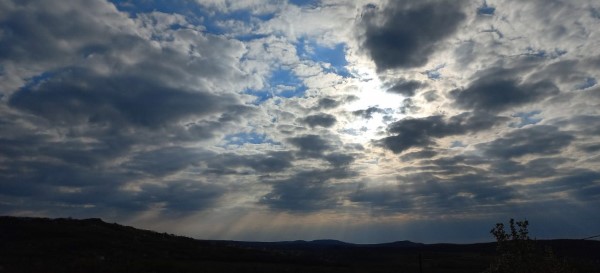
0, 0, 599, 243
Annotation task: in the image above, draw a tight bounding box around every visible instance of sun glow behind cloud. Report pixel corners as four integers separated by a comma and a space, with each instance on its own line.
339, 67, 408, 144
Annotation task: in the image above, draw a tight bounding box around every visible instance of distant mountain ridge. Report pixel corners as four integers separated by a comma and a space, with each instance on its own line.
2, 216, 599, 273
0, 216, 421, 246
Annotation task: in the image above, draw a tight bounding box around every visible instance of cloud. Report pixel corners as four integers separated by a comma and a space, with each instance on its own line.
301, 113, 337, 128
195, 0, 280, 14
206, 151, 294, 173
124, 147, 213, 176
526, 170, 600, 201
351, 172, 515, 214
378, 112, 505, 153
9, 68, 239, 129
260, 168, 354, 212
555, 115, 600, 136
352, 106, 388, 119
0, 0, 259, 219
1, 0, 600, 243
0, 138, 230, 216
451, 67, 560, 113
579, 143, 600, 154
478, 125, 574, 159
324, 153, 355, 167
136, 181, 226, 213
359, 0, 466, 70
0, 1, 131, 67
489, 157, 570, 178
387, 79, 425, 97
316, 97, 341, 109
400, 149, 437, 162
287, 134, 331, 156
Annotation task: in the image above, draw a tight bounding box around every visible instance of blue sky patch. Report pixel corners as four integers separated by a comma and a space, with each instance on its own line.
423, 64, 445, 80
296, 39, 351, 78
224, 132, 274, 146
110, 0, 209, 31
451, 141, 466, 148
20, 71, 58, 92
576, 77, 597, 90
290, 0, 321, 7
210, 9, 275, 38
109, 0, 275, 36
245, 68, 307, 104
522, 48, 566, 59
245, 89, 272, 105
477, 1, 496, 15
235, 33, 270, 42
269, 68, 307, 98
110, 0, 202, 19
591, 7, 600, 19
510, 110, 542, 128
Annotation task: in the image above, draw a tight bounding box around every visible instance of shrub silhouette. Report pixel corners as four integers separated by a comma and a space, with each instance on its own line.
484, 219, 573, 273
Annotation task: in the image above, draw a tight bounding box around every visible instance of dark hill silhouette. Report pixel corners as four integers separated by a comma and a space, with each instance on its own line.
1, 216, 599, 273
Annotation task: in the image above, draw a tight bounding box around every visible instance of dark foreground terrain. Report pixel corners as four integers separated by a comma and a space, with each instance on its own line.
1, 216, 599, 273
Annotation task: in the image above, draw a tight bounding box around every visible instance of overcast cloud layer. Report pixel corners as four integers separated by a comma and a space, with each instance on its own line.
1, 0, 599, 243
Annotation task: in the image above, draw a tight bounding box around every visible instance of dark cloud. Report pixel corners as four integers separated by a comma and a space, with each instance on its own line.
0, 157, 144, 216
379, 112, 505, 153
526, 171, 600, 201
0, 159, 122, 195
352, 106, 388, 119
579, 143, 600, 153
0, 0, 245, 83
478, 125, 574, 158
399, 98, 419, 114
287, 134, 331, 156
400, 149, 437, 162
136, 181, 226, 213
388, 79, 425, 97
124, 147, 212, 177
18, 136, 132, 168
350, 185, 413, 212
351, 172, 515, 214
9, 68, 235, 128
530, 60, 583, 86
245, 152, 295, 173
207, 151, 294, 173
422, 90, 439, 102
301, 113, 337, 128
0, 1, 123, 65
555, 115, 600, 136
344, 95, 360, 103
451, 68, 560, 112
2, 0, 249, 131
414, 155, 496, 185
360, 1, 466, 70
0, 142, 228, 216
490, 158, 568, 178
316, 97, 340, 109
260, 168, 354, 212
178, 120, 232, 142
0, 0, 255, 219
324, 153, 355, 167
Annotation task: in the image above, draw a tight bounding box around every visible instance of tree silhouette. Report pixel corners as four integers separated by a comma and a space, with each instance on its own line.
485, 219, 573, 273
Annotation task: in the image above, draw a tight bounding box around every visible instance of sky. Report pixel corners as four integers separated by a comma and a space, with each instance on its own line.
0, 0, 599, 244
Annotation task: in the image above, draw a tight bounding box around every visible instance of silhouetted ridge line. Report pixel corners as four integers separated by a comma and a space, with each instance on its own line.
2, 216, 600, 273
582, 234, 600, 240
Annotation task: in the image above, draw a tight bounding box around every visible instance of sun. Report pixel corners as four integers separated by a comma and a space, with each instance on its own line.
339, 68, 406, 144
